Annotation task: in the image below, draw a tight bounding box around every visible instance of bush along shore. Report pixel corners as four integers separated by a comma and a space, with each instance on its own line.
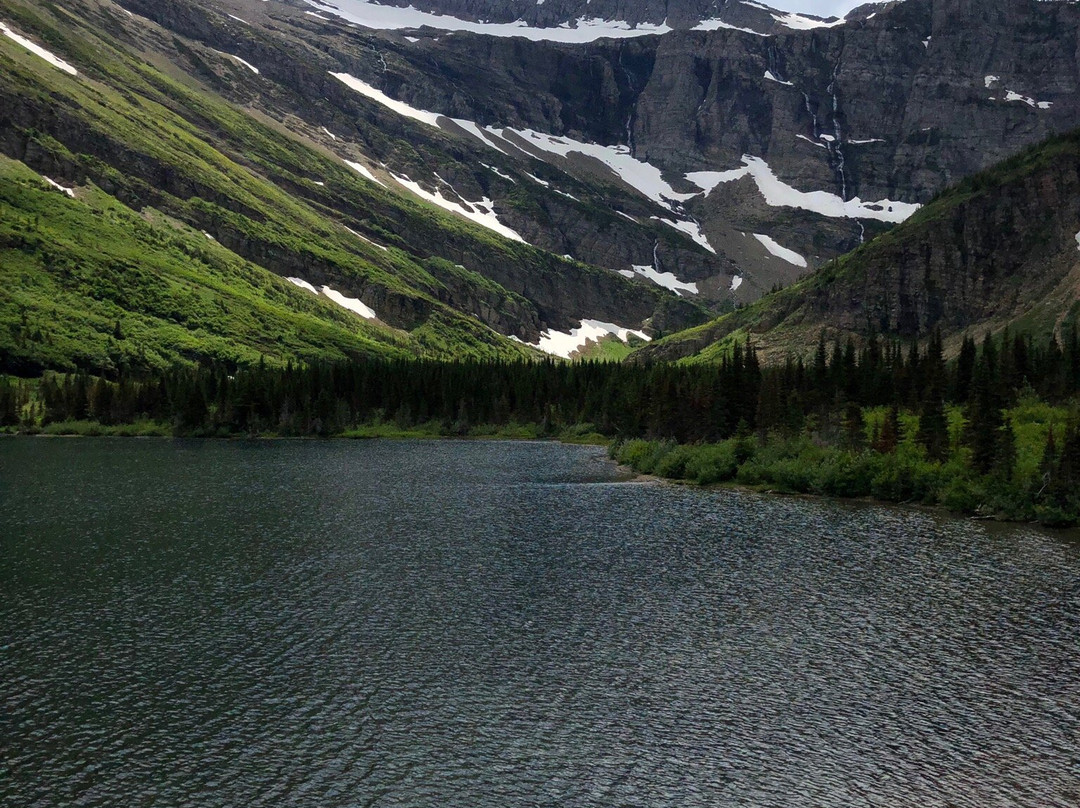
3, 325, 1080, 526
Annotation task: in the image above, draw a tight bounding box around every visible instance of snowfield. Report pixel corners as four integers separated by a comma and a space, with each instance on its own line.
686, 156, 920, 223
308, 0, 671, 41
532, 319, 651, 358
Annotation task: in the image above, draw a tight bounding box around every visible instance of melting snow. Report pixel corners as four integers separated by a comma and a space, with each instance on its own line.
288, 276, 380, 319
307, 0, 672, 42
764, 70, 794, 86
685, 156, 920, 223
650, 217, 716, 254
482, 163, 517, 183
0, 22, 77, 75
795, 134, 826, 149
321, 286, 378, 319
985, 75, 999, 89
331, 72, 441, 126
753, 233, 807, 268
1003, 90, 1052, 110
849, 138, 885, 145
332, 72, 514, 155
286, 276, 320, 294
730, 275, 743, 291
693, 19, 766, 35
504, 128, 697, 210
344, 159, 386, 186
532, 319, 650, 358
41, 176, 75, 197
344, 226, 389, 251
321, 127, 337, 140
332, 71, 715, 249
772, 12, 844, 30
627, 264, 698, 295
227, 54, 259, 74
227, 14, 249, 25
391, 172, 526, 242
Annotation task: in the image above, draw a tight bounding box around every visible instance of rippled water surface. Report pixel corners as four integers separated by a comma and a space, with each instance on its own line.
2, 438, 1079, 807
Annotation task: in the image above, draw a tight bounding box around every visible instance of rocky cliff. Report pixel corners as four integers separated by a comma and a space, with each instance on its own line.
635, 126, 1080, 362
298, 0, 1080, 298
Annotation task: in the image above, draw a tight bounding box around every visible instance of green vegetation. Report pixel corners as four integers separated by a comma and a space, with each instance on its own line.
611, 394, 1077, 526
640, 126, 1080, 364
5, 323, 1080, 526
0, 0, 675, 373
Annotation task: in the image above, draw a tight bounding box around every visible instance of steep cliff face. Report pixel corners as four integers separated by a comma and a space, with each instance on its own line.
635, 128, 1080, 362
317, 0, 1080, 297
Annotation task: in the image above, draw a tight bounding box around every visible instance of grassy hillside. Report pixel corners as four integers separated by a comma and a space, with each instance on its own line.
0, 0, 694, 374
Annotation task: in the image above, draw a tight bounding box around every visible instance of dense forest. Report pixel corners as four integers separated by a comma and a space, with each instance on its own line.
4, 325, 1080, 524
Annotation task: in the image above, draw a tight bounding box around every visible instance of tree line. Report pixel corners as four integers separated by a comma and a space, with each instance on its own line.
4, 325, 1080, 502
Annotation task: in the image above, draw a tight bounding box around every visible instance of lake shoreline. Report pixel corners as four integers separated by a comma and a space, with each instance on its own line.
4, 427, 1074, 531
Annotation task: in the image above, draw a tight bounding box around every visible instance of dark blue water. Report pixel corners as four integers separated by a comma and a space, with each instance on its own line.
2, 438, 1078, 806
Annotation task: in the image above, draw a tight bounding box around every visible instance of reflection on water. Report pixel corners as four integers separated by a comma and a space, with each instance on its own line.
2, 438, 1078, 807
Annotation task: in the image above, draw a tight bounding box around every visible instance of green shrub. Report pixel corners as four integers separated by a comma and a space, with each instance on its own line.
685, 442, 741, 484
939, 476, 984, 514
813, 452, 878, 498
655, 445, 695, 480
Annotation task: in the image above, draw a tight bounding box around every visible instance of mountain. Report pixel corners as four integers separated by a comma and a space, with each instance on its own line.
3, 0, 1080, 374
273, 0, 1080, 300
634, 126, 1080, 363
0, 0, 706, 374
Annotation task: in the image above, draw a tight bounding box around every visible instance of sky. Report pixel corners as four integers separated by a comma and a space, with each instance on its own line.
769, 0, 869, 17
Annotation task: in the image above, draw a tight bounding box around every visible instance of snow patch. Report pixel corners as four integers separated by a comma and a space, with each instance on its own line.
321, 286, 379, 319
532, 319, 650, 358
0, 22, 77, 75
307, 0, 672, 42
41, 176, 75, 197
650, 217, 716, 254
227, 54, 259, 74
227, 14, 249, 25
286, 276, 320, 295
1075, 229, 1080, 252
482, 163, 517, 183
503, 128, 697, 210
753, 233, 807, 268
764, 70, 794, 86
1003, 90, 1052, 110
772, 12, 844, 30
692, 18, 766, 36
984, 75, 999, 89
848, 138, 885, 145
628, 264, 699, 295
331, 72, 441, 126
391, 172, 526, 242
686, 155, 920, 223
289, 275, 382, 321
730, 275, 743, 292
344, 226, 389, 251
344, 159, 386, 187
795, 134, 827, 149
321, 127, 337, 140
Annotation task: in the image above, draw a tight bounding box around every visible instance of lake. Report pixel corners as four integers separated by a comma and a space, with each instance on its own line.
1, 438, 1078, 806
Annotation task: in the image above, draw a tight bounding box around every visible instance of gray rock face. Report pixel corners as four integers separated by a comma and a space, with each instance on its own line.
348, 0, 1080, 290
89, 0, 1080, 334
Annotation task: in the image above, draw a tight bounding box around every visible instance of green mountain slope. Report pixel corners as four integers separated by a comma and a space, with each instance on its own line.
637, 128, 1080, 363
0, 0, 700, 373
